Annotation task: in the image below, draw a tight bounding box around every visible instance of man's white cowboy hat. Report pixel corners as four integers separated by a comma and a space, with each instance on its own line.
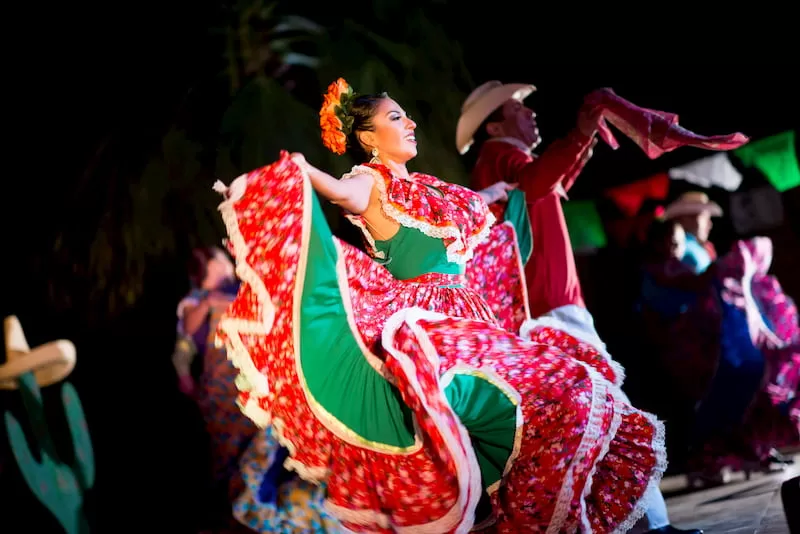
456, 81, 536, 155
663, 191, 723, 220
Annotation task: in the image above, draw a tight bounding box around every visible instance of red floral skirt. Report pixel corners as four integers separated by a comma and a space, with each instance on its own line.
214, 153, 666, 533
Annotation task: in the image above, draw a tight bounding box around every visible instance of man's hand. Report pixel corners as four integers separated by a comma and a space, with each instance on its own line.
577, 90, 607, 138
479, 181, 519, 204
580, 138, 599, 165
577, 105, 603, 138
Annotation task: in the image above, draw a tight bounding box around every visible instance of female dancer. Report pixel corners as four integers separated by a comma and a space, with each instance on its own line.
213, 78, 668, 533
639, 220, 798, 485
175, 247, 339, 532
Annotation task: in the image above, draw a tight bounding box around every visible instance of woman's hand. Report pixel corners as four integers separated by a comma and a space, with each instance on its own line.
290, 152, 312, 173
478, 181, 518, 204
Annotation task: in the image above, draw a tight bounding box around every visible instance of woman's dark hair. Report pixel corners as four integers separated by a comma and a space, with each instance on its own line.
345, 92, 389, 163
187, 247, 217, 288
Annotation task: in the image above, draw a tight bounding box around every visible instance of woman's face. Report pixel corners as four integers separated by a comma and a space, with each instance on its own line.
358, 98, 417, 164
202, 250, 234, 289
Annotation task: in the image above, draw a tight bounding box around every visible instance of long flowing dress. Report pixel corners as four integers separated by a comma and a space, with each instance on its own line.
213, 151, 667, 533
177, 284, 340, 532
638, 237, 800, 477
717, 238, 800, 462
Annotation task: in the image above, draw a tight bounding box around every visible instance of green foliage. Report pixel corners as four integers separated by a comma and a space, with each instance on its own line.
216, 78, 340, 180
217, 1, 477, 184
117, 129, 220, 298
334, 84, 357, 136
52, 129, 220, 316
5, 373, 94, 534
217, 0, 323, 94
53, 0, 478, 317
315, 14, 475, 184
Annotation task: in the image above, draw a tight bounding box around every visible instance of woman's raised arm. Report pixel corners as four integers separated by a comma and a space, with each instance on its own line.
292, 153, 373, 214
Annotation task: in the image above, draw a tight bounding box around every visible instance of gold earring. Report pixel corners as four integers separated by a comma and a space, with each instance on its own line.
370, 148, 380, 164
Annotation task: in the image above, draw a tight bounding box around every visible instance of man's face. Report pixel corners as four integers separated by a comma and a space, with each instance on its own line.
677, 212, 713, 242
695, 211, 713, 242
488, 99, 541, 149
670, 224, 687, 260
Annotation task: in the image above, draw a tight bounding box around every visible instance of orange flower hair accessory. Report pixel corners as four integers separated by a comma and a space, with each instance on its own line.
320, 77, 356, 155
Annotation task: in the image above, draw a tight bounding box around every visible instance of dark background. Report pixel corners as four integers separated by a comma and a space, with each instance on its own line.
3, 1, 798, 532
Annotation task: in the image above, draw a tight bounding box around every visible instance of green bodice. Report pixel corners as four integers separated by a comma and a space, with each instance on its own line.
296, 187, 529, 500
374, 226, 465, 281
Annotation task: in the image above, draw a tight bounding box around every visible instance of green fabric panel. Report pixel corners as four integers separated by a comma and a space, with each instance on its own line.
504, 189, 533, 263
300, 193, 416, 448
734, 130, 800, 193
444, 373, 518, 491
562, 199, 607, 251
374, 226, 464, 280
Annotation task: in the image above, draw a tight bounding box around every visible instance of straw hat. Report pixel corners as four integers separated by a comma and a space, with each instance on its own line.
0, 315, 76, 390
456, 81, 536, 154
663, 191, 723, 220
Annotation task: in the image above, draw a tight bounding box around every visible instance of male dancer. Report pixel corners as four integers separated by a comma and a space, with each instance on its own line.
457, 80, 702, 534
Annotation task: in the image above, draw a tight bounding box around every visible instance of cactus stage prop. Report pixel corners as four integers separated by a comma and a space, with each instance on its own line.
1, 315, 94, 534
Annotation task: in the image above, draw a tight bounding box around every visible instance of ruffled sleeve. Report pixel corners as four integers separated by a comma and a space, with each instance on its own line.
342, 163, 495, 264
